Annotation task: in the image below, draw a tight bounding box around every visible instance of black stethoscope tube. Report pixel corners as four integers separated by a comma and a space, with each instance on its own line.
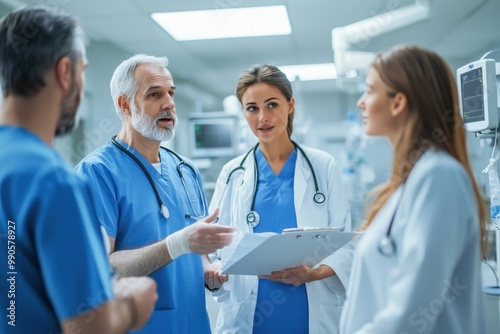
378, 185, 406, 256
239, 141, 326, 227
111, 136, 206, 220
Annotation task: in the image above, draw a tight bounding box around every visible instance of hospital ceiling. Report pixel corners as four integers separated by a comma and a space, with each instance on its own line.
0, 0, 499, 107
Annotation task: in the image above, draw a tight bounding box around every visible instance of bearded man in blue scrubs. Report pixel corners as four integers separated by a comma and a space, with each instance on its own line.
0, 6, 158, 334
75, 54, 235, 334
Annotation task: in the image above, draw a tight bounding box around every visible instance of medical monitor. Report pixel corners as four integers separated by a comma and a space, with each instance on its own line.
457, 59, 499, 132
188, 113, 240, 158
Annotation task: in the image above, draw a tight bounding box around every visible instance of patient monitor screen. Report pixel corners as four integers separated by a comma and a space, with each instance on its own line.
194, 123, 232, 149
460, 67, 485, 124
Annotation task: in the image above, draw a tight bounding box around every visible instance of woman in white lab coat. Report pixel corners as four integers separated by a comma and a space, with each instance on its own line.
339, 45, 489, 333
204, 64, 352, 333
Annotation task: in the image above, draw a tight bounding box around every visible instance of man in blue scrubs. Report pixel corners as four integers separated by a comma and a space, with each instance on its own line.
75, 55, 235, 333
0, 7, 158, 333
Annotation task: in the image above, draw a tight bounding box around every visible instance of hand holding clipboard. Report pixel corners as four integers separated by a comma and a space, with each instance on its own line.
221, 228, 357, 275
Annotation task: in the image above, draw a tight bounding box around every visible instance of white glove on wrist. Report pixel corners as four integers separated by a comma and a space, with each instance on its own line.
165, 229, 191, 260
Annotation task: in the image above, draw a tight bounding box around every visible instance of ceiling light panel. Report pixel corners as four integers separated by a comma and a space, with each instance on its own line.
151, 5, 292, 41
279, 63, 338, 81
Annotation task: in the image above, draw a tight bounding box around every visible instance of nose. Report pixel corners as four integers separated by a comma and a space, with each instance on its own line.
357, 93, 365, 110
162, 94, 175, 112
258, 109, 269, 122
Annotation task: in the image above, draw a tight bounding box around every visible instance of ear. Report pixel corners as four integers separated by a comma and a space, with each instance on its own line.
390, 92, 408, 117
55, 56, 72, 91
288, 97, 295, 115
117, 95, 132, 117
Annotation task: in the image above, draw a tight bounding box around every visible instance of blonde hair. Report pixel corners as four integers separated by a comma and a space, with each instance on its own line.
360, 45, 488, 257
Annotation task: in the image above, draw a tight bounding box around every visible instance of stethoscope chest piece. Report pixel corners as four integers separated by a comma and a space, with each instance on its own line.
161, 204, 170, 219
246, 211, 260, 228
313, 192, 326, 204
378, 236, 396, 256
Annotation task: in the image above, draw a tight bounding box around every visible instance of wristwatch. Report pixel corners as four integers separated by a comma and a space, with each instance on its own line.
205, 283, 220, 292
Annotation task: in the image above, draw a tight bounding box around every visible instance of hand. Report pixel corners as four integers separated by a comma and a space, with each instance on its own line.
258, 265, 335, 286
184, 209, 235, 254
113, 276, 158, 331
204, 260, 228, 291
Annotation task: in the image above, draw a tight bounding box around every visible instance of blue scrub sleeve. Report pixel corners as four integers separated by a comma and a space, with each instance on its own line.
34, 166, 113, 321
76, 163, 119, 238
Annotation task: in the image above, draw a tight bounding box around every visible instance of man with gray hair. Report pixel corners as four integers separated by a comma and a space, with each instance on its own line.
75, 54, 234, 333
0, 6, 158, 334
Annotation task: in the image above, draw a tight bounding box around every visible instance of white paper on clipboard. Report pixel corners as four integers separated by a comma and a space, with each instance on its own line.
221, 228, 356, 275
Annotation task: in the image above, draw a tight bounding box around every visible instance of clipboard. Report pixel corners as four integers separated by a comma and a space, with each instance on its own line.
221, 229, 356, 275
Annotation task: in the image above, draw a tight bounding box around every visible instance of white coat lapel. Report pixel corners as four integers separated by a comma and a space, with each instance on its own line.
241, 155, 255, 203
294, 150, 311, 216
236, 153, 255, 230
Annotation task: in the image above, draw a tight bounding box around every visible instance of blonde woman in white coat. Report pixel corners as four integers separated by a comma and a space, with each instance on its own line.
203, 64, 352, 334
339, 45, 488, 333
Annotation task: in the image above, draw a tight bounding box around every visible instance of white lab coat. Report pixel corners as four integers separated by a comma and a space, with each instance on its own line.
339, 150, 486, 333
209, 145, 352, 334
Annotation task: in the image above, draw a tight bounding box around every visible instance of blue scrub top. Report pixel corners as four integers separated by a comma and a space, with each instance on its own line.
252, 148, 309, 334
76, 139, 210, 334
0, 126, 113, 334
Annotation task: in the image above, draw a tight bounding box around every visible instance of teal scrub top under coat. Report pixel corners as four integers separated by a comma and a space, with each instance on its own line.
252, 148, 308, 334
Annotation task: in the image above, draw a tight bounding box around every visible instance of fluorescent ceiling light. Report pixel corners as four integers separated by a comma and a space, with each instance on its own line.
279, 63, 338, 81
151, 6, 292, 41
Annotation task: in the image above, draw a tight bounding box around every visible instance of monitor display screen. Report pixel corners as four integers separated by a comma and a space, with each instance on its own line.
188, 115, 239, 158
456, 58, 498, 132
460, 67, 485, 124
194, 123, 233, 150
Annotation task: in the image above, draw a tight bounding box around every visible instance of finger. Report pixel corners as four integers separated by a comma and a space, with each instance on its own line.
201, 208, 219, 224
209, 225, 236, 233
204, 236, 233, 250
217, 234, 234, 245
207, 275, 215, 288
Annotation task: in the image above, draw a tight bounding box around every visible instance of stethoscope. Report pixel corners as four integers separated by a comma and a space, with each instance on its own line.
378, 185, 405, 256
111, 136, 208, 220
220, 141, 326, 228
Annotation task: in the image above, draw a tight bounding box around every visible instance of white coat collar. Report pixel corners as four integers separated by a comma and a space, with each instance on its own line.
294, 148, 312, 215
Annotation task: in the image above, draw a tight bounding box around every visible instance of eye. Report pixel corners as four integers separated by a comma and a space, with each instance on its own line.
246, 105, 257, 112
149, 91, 160, 97
268, 102, 278, 109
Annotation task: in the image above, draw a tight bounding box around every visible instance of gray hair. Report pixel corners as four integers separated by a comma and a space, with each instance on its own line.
110, 54, 169, 120
0, 6, 85, 97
